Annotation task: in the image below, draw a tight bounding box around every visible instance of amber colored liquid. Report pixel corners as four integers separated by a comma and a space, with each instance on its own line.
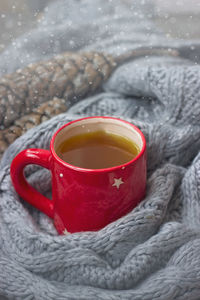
56, 131, 140, 169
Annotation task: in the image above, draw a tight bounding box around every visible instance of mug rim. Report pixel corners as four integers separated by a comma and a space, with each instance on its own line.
50, 116, 146, 173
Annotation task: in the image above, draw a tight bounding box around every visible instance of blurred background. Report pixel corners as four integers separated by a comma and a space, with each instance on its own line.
0, 0, 200, 53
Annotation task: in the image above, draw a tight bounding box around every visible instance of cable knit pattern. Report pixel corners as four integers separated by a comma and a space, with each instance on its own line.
1, 1, 200, 299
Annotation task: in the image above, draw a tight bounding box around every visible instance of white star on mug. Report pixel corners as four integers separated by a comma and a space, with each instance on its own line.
112, 177, 124, 189
63, 228, 69, 235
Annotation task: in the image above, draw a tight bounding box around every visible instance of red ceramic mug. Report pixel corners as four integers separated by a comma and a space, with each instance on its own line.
10, 117, 146, 234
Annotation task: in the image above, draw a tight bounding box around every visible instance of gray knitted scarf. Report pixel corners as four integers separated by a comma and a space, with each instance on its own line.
1, 1, 200, 299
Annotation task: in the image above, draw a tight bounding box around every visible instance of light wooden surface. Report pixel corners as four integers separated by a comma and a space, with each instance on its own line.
0, 0, 199, 54
0, 0, 52, 52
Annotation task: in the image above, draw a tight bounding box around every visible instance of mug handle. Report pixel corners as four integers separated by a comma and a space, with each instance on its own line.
10, 149, 54, 218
